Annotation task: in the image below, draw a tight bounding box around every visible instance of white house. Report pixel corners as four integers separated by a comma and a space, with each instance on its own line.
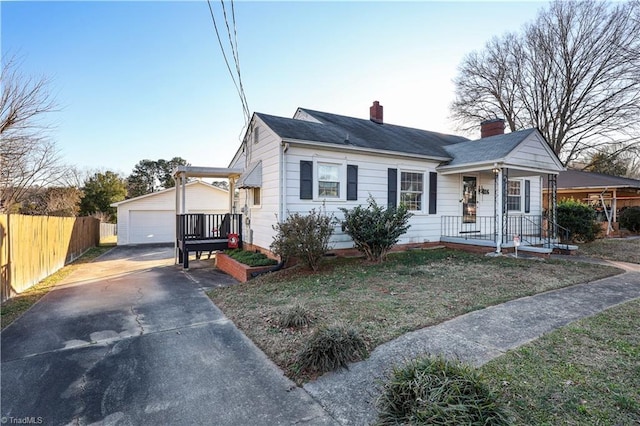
226, 101, 565, 255
112, 180, 229, 245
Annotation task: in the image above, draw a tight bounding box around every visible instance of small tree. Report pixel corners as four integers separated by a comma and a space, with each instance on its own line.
557, 199, 601, 243
340, 197, 413, 263
270, 209, 334, 271
79, 171, 127, 222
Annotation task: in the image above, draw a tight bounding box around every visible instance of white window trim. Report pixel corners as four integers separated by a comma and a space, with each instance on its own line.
507, 178, 523, 213
313, 159, 347, 201
399, 170, 426, 213
251, 187, 262, 208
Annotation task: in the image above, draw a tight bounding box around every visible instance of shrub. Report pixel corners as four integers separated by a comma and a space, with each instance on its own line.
296, 323, 368, 374
270, 209, 335, 271
340, 197, 413, 263
279, 304, 315, 329
557, 199, 601, 243
619, 206, 640, 233
377, 355, 509, 425
224, 249, 278, 267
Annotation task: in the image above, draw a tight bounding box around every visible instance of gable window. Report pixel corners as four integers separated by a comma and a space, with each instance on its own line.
318, 163, 340, 198
507, 180, 521, 211
252, 187, 261, 206
400, 171, 423, 211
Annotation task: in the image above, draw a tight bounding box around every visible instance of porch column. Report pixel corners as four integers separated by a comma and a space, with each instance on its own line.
495, 168, 504, 253
228, 177, 235, 213
612, 189, 617, 224
547, 174, 557, 240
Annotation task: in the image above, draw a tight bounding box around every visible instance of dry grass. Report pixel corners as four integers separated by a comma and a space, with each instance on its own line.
483, 299, 640, 424
209, 248, 622, 383
578, 237, 640, 264
1, 245, 114, 330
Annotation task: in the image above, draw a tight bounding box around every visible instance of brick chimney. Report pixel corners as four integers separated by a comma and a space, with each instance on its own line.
480, 118, 505, 138
370, 101, 383, 124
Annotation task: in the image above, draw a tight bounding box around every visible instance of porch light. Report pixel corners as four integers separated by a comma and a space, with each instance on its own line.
492, 167, 501, 174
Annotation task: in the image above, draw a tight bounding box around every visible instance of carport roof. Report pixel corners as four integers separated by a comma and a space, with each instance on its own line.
174, 166, 243, 179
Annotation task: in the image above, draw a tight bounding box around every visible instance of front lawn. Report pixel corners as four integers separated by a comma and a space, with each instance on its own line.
208, 248, 622, 383
482, 298, 640, 424
578, 237, 640, 264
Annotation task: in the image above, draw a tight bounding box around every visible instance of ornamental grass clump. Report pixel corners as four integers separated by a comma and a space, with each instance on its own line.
377, 355, 509, 426
279, 304, 315, 329
296, 323, 368, 374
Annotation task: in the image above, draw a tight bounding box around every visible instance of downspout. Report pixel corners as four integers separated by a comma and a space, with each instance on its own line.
280, 142, 289, 222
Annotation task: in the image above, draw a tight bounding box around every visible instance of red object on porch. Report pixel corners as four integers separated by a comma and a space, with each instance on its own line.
228, 233, 239, 249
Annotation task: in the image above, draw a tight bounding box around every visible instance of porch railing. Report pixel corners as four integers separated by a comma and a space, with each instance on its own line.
441, 215, 571, 247
176, 213, 242, 241
441, 216, 497, 241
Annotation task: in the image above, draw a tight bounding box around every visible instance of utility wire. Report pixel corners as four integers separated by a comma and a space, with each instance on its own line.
206, 0, 250, 130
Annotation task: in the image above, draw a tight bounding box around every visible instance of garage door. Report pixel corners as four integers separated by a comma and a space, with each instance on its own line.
129, 210, 175, 244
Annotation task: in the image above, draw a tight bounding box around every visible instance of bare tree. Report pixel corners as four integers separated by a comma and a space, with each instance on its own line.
451, 0, 640, 166
0, 57, 65, 212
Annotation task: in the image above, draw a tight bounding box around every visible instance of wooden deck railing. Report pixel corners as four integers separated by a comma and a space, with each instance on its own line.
176, 213, 242, 268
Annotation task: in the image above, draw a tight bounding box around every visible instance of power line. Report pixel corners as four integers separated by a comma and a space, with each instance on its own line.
206, 0, 250, 130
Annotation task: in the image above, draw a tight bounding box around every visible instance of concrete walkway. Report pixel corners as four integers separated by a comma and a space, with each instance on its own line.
1, 245, 335, 425
304, 258, 640, 425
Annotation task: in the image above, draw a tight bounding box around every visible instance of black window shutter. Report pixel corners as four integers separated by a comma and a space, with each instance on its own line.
524, 179, 530, 213
300, 160, 313, 200
388, 168, 397, 208
346, 165, 358, 200
429, 172, 437, 214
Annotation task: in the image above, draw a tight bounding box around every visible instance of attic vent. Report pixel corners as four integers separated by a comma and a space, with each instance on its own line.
253, 126, 260, 144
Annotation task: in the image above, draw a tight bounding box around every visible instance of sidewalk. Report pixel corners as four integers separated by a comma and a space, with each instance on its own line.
304, 258, 640, 425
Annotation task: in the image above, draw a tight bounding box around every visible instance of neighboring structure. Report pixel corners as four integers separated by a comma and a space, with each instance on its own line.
544, 170, 640, 227
227, 101, 565, 255
112, 180, 229, 245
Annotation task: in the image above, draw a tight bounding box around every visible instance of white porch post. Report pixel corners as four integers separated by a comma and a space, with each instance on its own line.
180, 173, 186, 214
495, 169, 504, 253
228, 178, 235, 213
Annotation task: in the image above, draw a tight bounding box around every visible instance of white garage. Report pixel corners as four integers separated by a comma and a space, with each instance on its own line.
112, 181, 230, 245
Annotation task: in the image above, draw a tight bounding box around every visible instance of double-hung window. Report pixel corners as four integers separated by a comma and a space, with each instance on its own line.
400, 172, 423, 211
507, 180, 521, 211
318, 163, 340, 198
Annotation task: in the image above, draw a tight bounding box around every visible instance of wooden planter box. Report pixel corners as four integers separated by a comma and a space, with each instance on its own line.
215, 253, 276, 283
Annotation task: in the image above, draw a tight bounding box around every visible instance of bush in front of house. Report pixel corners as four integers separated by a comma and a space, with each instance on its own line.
340, 197, 413, 263
270, 209, 334, 271
376, 355, 509, 426
619, 206, 640, 233
224, 249, 278, 267
557, 199, 601, 243
295, 323, 368, 374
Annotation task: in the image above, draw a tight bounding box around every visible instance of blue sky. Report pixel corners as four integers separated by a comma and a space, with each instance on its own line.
2, 1, 548, 177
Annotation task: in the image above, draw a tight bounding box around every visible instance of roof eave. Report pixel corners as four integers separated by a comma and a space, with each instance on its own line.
283, 138, 452, 162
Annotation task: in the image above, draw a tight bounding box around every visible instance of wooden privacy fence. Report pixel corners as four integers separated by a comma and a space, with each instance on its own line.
0, 214, 100, 302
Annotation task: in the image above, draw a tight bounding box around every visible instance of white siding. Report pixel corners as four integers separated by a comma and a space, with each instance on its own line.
116, 182, 229, 245
236, 117, 282, 250
507, 133, 563, 171
281, 146, 443, 250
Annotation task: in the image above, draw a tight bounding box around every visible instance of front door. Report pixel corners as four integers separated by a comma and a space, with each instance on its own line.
462, 176, 477, 230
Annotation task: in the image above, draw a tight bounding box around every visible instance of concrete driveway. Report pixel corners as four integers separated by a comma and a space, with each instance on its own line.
1, 245, 335, 425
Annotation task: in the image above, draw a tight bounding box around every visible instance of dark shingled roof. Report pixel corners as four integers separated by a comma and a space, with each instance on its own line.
442, 128, 537, 166
256, 109, 468, 159
544, 170, 640, 189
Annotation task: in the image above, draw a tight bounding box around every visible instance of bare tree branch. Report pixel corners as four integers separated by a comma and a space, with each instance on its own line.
451, 0, 640, 166
0, 56, 66, 212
